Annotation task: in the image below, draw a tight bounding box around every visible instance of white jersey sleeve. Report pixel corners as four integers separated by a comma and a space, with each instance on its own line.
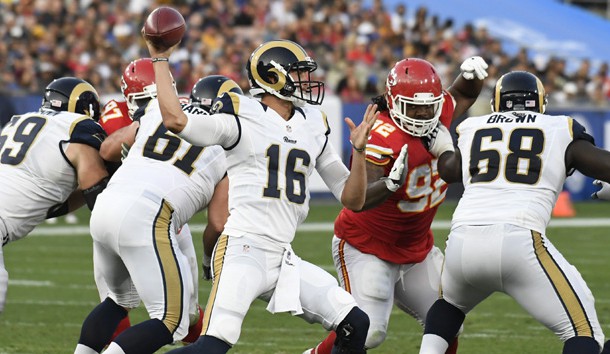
316, 142, 349, 201
452, 111, 592, 233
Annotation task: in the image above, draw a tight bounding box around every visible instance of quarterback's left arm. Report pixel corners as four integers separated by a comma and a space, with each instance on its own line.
447, 56, 488, 119
321, 104, 379, 211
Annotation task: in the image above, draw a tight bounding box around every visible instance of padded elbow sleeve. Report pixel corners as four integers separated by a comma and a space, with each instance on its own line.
82, 177, 109, 210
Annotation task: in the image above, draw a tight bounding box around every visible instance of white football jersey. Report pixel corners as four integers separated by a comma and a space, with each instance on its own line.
0, 110, 105, 241
203, 93, 333, 244
452, 111, 593, 233
107, 100, 226, 227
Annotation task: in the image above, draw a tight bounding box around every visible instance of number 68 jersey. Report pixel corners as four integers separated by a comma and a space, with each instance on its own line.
452, 111, 593, 233
107, 99, 226, 228
0, 110, 105, 241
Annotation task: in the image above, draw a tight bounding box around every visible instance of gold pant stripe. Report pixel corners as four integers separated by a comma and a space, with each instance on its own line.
532, 231, 593, 337
337, 239, 351, 293
201, 234, 229, 335
153, 200, 183, 334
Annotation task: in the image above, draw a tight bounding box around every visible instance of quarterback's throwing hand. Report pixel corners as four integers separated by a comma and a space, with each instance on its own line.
592, 180, 610, 200
460, 56, 488, 80
383, 144, 408, 192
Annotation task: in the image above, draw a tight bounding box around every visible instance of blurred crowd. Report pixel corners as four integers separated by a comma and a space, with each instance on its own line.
1, 0, 610, 118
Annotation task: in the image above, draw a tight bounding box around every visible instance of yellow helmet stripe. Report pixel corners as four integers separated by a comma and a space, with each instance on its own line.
68, 82, 98, 113
218, 80, 239, 97
535, 77, 545, 113
249, 40, 307, 92
494, 74, 504, 112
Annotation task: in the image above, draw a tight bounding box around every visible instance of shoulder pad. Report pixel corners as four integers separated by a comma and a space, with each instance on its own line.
70, 118, 107, 150
569, 117, 594, 145
211, 92, 241, 115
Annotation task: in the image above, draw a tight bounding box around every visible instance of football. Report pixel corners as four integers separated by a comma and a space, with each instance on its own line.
142, 6, 186, 49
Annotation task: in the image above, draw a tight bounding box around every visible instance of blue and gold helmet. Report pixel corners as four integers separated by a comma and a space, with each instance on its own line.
246, 39, 324, 106
190, 75, 243, 112
491, 71, 547, 113
41, 77, 101, 121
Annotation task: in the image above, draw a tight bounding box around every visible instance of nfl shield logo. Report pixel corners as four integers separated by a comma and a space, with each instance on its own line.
506, 101, 513, 109
286, 125, 292, 132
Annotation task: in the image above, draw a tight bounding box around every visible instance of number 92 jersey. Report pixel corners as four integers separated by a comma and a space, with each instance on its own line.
107, 99, 226, 228
334, 91, 455, 264
0, 111, 105, 241
452, 112, 593, 233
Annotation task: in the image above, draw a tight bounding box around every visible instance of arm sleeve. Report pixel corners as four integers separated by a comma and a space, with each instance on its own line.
316, 143, 349, 201
177, 112, 240, 149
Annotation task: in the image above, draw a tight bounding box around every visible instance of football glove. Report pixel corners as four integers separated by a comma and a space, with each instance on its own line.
202, 253, 212, 281
382, 144, 408, 192
460, 56, 488, 80
591, 180, 610, 200
120, 142, 131, 161
421, 123, 455, 158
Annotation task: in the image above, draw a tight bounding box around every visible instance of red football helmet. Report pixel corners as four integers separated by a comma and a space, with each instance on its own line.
121, 58, 157, 116
385, 58, 444, 137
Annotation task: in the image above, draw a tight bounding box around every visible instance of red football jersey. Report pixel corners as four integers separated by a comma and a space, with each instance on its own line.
335, 91, 456, 264
99, 99, 131, 135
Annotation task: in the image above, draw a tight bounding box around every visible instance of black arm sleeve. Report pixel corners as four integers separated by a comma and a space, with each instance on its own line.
82, 177, 110, 210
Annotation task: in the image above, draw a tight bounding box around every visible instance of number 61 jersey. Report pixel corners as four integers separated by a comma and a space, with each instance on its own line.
107, 100, 226, 228
0, 110, 105, 241
452, 111, 593, 233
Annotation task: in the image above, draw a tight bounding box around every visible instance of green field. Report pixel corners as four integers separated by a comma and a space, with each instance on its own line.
3, 201, 610, 353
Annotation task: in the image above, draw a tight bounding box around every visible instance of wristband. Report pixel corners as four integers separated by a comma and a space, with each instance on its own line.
151, 57, 169, 63
352, 143, 365, 153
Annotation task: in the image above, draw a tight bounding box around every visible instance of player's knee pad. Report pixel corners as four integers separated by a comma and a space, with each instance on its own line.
359, 261, 393, 302
364, 322, 387, 349
563, 336, 600, 354
333, 307, 370, 354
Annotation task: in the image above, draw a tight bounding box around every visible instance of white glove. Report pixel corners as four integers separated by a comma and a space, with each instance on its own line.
120, 142, 131, 161
460, 56, 488, 80
422, 124, 455, 158
591, 180, 610, 200
202, 253, 212, 280
382, 144, 408, 192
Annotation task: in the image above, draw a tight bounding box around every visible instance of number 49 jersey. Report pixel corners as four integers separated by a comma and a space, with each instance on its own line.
0, 110, 105, 241
107, 99, 226, 228
452, 111, 593, 233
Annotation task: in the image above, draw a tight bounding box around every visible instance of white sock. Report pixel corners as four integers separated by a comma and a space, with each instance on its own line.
419, 334, 449, 354
73, 344, 99, 354
102, 342, 127, 354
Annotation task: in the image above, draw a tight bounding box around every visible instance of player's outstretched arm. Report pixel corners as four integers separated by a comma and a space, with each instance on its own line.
341, 104, 379, 210
142, 33, 186, 134
100, 122, 139, 162
448, 56, 488, 119
65, 143, 110, 209
568, 139, 610, 184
